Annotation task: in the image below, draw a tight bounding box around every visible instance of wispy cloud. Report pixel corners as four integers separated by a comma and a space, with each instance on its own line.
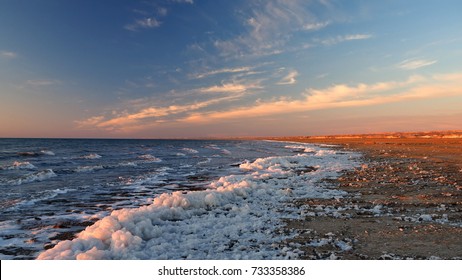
319, 34, 373, 45
277, 70, 298, 85
124, 17, 161, 31
1, 50, 17, 59
193, 67, 252, 79
213, 1, 330, 58
199, 83, 249, 94
75, 116, 105, 128
398, 59, 437, 70
171, 0, 194, 4
75, 93, 238, 131
76, 72, 462, 133
180, 73, 462, 123
303, 21, 330, 31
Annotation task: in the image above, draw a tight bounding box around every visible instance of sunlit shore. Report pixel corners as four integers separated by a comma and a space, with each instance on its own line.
269, 131, 462, 259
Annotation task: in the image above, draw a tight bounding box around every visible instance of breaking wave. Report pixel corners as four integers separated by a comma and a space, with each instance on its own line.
9, 169, 57, 185
37, 147, 359, 260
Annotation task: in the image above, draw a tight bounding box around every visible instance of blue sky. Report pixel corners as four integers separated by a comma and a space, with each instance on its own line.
1, 0, 461, 138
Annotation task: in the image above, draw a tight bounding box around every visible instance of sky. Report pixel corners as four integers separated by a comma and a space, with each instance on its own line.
1, 0, 462, 138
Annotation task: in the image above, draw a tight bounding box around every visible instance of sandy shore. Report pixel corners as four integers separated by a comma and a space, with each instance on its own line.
276, 133, 462, 259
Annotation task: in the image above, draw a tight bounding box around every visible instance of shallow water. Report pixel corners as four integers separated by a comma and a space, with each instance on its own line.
0, 139, 359, 259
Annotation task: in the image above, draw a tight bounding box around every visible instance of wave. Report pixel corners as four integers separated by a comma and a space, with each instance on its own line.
8, 169, 57, 185
181, 148, 199, 154
75, 165, 105, 173
118, 162, 138, 167
12, 188, 75, 208
81, 153, 102, 159
138, 154, 162, 163
37, 146, 360, 260
41, 150, 55, 156
197, 158, 212, 165
205, 145, 231, 155
284, 145, 316, 153
2, 161, 37, 170
221, 149, 232, 155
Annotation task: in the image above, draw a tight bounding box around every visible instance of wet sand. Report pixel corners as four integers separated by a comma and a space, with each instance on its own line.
275, 133, 462, 259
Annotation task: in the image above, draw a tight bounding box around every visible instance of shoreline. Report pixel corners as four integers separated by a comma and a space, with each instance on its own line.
278, 136, 462, 259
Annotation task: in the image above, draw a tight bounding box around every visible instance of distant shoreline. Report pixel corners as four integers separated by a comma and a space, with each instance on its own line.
2, 130, 462, 141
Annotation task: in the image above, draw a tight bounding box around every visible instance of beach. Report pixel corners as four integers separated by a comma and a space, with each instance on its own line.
1, 135, 461, 260
276, 132, 462, 259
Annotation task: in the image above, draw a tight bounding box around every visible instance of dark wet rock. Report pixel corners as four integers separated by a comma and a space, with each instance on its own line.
53, 220, 94, 229
294, 166, 318, 175
0, 246, 37, 257
50, 231, 77, 241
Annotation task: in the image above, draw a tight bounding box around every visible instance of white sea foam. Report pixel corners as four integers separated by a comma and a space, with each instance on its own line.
9, 169, 57, 185
4, 161, 37, 170
138, 154, 162, 163
284, 145, 316, 153
41, 150, 55, 156
181, 148, 199, 154
315, 150, 337, 156
37, 146, 360, 260
118, 162, 138, 167
81, 153, 102, 159
205, 145, 231, 155
76, 165, 105, 173
197, 158, 212, 165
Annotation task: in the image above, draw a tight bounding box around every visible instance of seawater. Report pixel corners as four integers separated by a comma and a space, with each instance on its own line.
0, 138, 328, 259
0, 139, 360, 259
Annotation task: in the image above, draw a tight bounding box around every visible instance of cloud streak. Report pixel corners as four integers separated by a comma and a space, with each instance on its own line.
181, 73, 462, 123
213, 1, 331, 58
75, 88, 248, 131
319, 34, 373, 45
398, 59, 437, 70
77, 72, 462, 133
199, 83, 249, 94
303, 21, 330, 31
124, 17, 161, 31
1, 50, 17, 59
193, 67, 252, 79
277, 70, 298, 85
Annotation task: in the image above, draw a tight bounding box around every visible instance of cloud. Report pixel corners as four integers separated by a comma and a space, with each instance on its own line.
319, 34, 372, 45
75, 90, 245, 131
277, 70, 298, 85
199, 83, 249, 94
77, 71, 462, 133
180, 73, 462, 123
398, 59, 437, 70
213, 1, 328, 58
124, 17, 161, 31
75, 116, 105, 128
193, 67, 252, 79
303, 21, 330, 31
171, 0, 194, 3
1, 51, 17, 59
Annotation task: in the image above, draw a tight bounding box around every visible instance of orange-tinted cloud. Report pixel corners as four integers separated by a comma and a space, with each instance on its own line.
76, 72, 462, 132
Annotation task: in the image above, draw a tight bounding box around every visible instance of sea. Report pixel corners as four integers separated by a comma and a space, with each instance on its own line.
0, 138, 360, 260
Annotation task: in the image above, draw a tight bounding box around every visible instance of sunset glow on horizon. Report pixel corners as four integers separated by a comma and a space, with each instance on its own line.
1, 0, 462, 138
